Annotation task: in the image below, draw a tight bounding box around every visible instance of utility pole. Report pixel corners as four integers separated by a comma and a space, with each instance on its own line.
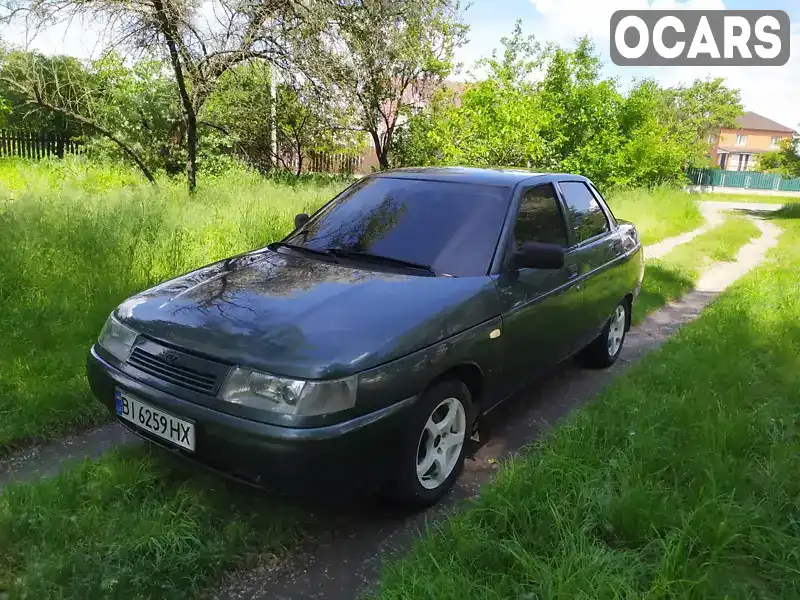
270, 61, 278, 170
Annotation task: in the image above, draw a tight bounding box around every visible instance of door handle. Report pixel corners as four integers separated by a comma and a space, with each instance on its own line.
566, 264, 579, 278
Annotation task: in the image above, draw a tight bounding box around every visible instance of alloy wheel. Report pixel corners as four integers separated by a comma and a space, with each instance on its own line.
607, 304, 626, 357
415, 397, 466, 490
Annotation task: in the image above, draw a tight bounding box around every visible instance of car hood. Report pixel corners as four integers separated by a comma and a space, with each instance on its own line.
116, 249, 501, 379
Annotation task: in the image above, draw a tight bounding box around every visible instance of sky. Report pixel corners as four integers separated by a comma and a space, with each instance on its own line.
3, 0, 798, 131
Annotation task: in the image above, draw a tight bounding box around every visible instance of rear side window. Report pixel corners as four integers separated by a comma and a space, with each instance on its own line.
515, 184, 568, 248
559, 181, 610, 243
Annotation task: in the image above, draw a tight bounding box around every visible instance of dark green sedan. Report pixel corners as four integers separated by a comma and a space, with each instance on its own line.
87, 167, 644, 506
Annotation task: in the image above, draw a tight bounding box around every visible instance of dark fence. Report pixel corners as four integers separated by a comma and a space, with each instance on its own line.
687, 167, 800, 192
281, 151, 364, 174
0, 130, 84, 159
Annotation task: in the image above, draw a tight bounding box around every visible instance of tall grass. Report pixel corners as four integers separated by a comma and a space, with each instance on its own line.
607, 186, 703, 246
0, 158, 346, 450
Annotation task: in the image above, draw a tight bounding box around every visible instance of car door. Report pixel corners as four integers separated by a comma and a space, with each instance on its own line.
556, 180, 622, 342
492, 182, 585, 402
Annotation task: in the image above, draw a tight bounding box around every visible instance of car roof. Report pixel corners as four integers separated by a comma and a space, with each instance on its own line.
370, 166, 591, 188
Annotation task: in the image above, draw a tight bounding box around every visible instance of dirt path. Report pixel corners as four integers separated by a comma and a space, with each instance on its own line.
645, 200, 781, 260
210, 211, 782, 600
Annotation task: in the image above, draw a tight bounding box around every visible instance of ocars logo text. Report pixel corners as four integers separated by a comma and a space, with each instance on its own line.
610, 10, 790, 66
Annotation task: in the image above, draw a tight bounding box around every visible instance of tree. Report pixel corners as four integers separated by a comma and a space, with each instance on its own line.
660, 77, 743, 166
391, 22, 744, 189
757, 137, 800, 178
0, 50, 159, 179
299, 0, 468, 170
535, 37, 626, 182
2, 0, 314, 190
0, 49, 88, 138
86, 53, 184, 175
391, 21, 546, 169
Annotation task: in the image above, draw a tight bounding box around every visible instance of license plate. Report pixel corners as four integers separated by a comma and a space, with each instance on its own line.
115, 389, 195, 451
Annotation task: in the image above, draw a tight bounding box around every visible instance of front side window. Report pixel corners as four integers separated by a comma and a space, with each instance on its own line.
736, 134, 747, 146
559, 181, 610, 244
514, 184, 568, 248
771, 136, 781, 147
285, 177, 512, 277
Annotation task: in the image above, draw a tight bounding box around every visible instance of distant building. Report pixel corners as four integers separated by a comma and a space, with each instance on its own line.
709, 111, 796, 172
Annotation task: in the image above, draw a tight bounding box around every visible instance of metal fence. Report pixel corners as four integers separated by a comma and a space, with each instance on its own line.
0, 130, 84, 159
687, 167, 800, 192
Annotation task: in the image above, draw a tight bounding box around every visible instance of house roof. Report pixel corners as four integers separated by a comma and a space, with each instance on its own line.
717, 147, 768, 154
735, 111, 795, 133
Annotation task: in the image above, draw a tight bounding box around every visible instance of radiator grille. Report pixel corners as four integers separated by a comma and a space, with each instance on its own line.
128, 347, 220, 394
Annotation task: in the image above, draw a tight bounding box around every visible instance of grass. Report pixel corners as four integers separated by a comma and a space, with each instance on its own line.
693, 192, 800, 204
372, 213, 800, 600
0, 446, 304, 599
606, 186, 703, 246
632, 215, 761, 323
0, 158, 346, 451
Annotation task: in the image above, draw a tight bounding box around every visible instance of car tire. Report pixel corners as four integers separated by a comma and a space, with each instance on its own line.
392, 378, 472, 509
581, 299, 629, 369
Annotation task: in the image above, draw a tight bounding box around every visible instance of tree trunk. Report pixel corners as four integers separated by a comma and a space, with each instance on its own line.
370, 129, 390, 170
186, 112, 197, 192
153, 0, 197, 192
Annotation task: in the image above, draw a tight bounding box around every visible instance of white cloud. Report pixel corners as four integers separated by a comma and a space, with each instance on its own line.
527, 0, 726, 48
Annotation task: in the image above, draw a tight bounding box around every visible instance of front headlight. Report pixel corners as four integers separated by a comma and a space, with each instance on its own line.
98, 313, 138, 362
218, 367, 357, 417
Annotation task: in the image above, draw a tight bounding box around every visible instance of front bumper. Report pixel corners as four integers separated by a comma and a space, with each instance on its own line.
87, 346, 417, 494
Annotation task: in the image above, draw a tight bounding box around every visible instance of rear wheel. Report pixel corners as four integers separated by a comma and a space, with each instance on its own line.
393, 379, 471, 508
581, 300, 629, 368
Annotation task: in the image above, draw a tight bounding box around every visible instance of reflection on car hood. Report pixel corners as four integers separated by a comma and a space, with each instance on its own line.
116, 249, 501, 379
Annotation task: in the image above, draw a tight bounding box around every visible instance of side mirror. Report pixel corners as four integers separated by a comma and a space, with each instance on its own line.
512, 242, 565, 270
294, 213, 310, 229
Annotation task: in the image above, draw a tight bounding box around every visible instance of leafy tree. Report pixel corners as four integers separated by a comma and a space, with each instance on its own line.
3, 0, 314, 190
535, 38, 625, 183
757, 137, 800, 178
392, 22, 546, 168
0, 49, 88, 138
660, 77, 743, 166
299, 0, 468, 169
202, 62, 362, 175
86, 53, 183, 174
391, 22, 743, 189
0, 50, 159, 179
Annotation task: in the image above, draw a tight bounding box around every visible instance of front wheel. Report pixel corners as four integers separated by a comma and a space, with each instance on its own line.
581, 300, 629, 368
393, 379, 471, 508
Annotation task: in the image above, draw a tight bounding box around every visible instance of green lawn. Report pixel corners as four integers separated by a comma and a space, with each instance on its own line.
607, 186, 703, 246
0, 446, 304, 599
694, 192, 800, 204
373, 213, 800, 599
632, 215, 761, 324
0, 158, 346, 451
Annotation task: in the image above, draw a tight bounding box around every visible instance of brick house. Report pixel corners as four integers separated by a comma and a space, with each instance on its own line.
709, 111, 796, 172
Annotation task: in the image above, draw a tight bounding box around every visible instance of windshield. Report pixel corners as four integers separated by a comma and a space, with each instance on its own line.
284, 177, 512, 277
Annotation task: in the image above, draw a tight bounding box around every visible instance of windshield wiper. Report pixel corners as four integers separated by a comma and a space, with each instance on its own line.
325, 249, 439, 277
271, 242, 337, 261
